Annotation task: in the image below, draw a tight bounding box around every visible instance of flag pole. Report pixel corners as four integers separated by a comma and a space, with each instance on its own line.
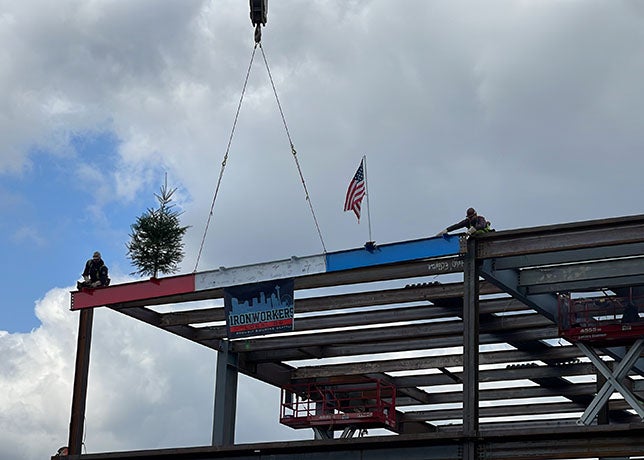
362, 154, 373, 243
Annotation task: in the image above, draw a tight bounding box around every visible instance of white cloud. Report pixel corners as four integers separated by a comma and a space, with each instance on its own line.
3, 0, 643, 231
0, 288, 77, 459
0, 281, 306, 459
12, 225, 47, 247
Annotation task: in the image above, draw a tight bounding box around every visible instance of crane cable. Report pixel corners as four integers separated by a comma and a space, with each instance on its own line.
258, 42, 327, 254
193, 44, 259, 272
193, 42, 327, 272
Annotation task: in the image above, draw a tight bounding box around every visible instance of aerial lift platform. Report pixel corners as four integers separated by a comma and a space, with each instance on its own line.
558, 293, 644, 344
280, 376, 397, 433
558, 291, 644, 425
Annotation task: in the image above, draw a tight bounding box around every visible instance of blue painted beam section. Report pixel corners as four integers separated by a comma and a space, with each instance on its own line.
326, 235, 463, 272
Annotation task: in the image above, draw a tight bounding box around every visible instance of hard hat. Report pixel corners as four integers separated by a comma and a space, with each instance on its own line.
466, 208, 476, 217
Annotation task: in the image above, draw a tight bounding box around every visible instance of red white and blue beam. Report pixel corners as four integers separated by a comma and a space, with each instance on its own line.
71, 235, 464, 310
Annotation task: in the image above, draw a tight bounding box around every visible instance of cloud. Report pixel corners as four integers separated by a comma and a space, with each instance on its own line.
0, 280, 306, 459
3, 0, 643, 234
0, 288, 77, 459
11, 225, 47, 247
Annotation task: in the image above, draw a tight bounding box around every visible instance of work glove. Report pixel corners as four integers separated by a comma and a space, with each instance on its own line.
467, 226, 476, 235
91, 280, 101, 287
436, 229, 447, 237
83, 275, 90, 282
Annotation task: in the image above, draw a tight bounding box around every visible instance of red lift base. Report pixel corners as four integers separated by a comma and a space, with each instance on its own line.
558, 294, 644, 345
280, 378, 396, 431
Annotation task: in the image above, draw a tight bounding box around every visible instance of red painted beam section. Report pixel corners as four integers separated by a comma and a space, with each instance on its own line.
70, 274, 196, 310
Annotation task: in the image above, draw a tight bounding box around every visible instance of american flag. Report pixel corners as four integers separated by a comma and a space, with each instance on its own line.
344, 159, 366, 220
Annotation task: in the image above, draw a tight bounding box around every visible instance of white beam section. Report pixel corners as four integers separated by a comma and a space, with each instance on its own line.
195, 255, 327, 291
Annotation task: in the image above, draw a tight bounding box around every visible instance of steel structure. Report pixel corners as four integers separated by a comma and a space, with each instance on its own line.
59, 214, 644, 460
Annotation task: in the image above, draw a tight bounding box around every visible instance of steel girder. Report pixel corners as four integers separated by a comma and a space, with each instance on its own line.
479, 259, 644, 377
55, 424, 644, 460
478, 224, 644, 380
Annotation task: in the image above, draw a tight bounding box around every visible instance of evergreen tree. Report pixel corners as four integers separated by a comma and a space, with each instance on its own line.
127, 176, 189, 278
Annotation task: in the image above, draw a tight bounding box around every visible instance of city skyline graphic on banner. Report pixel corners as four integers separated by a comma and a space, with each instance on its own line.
225, 279, 295, 337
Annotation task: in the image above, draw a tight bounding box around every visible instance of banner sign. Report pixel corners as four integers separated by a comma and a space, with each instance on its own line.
223, 278, 294, 339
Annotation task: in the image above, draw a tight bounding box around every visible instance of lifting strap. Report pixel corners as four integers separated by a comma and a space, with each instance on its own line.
194, 37, 327, 272
258, 42, 327, 254
194, 44, 259, 272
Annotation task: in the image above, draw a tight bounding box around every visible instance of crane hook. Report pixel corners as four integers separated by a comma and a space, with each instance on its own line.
249, 0, 267, 43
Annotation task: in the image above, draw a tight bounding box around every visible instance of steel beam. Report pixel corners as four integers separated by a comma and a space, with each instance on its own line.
291, 345, 583, 379
402, 399, 642, 423
477, 215, 644, 259
190, 293, 521, 341
519, 257, 644, 287
71, 237, 465, 310
395, 362, 597, 388
525, 274, 644, 295
479, 260, 559, 321
295, 256, 465, 290
52, 424, 644, 460
229, 311, 552, 354
243, 325, 559, 363
159, 281, 504, 334
492, 242, 644, 270
68, 309, 93, 456
407, 382, 597, 406
160, 294, 527, 328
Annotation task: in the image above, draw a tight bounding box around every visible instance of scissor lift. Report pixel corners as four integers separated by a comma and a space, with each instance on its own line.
558, 293, 644, 344
558, 293, 644, 425
280, 377, 396, 433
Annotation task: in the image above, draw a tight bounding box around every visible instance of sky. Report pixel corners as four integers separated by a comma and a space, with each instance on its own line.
0, 0, 643, 458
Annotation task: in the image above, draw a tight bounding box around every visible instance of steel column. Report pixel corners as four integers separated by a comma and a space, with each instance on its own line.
463, 237, 480, 459
212, 340, 238, 446
68, 308, 94, 455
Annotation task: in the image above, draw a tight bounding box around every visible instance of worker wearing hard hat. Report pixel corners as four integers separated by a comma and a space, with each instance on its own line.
76, 251, 111, 290
436, 207, 493, 237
